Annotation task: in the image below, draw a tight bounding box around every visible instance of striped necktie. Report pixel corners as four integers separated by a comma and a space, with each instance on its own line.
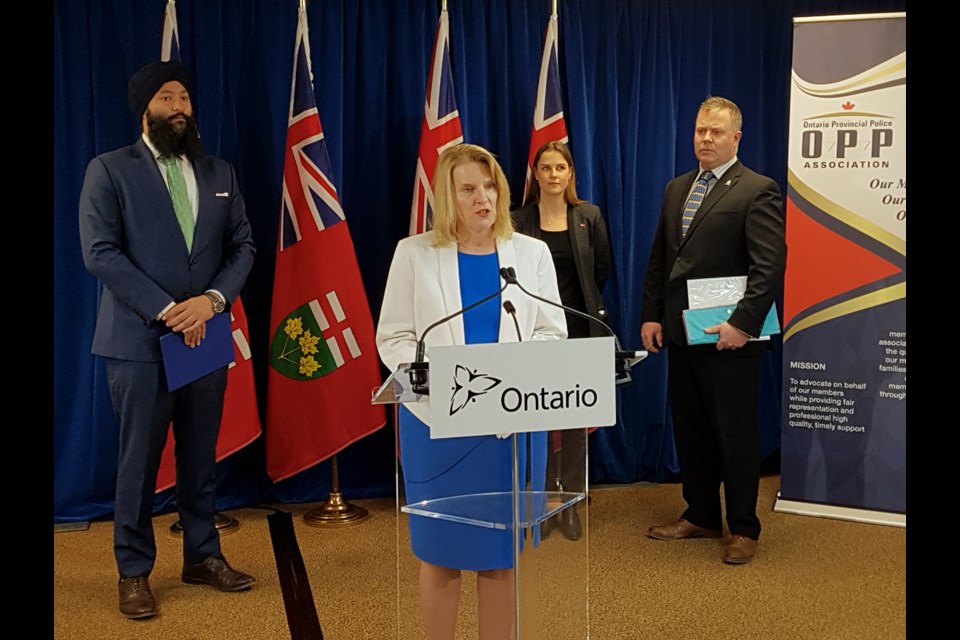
681, 170, 714, 237
160, 155, 195, 252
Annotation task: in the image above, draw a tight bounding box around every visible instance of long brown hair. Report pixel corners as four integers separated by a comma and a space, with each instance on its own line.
525, 141, 585, 206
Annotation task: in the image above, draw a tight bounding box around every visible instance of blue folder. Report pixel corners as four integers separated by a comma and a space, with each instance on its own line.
159, 312, 235, 391
682, 304, 780, 346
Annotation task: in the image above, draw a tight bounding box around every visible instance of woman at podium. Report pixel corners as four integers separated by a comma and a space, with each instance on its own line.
512, 141, 612, 540
376, 143, 567, 639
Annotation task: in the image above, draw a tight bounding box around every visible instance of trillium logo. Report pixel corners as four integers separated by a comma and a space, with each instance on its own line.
449, 365, 502, 416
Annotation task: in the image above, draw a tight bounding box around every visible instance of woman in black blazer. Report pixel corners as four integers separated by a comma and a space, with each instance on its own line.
511, 141, 612, 540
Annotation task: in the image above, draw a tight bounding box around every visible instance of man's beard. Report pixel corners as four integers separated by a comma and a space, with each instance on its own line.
145, 111, 203, 159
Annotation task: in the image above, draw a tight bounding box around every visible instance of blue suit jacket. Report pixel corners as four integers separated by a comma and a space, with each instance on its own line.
79, 138, 256, 362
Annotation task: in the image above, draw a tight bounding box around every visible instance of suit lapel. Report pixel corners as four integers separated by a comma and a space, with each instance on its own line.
568, 204, 589, 280
671, 170, 698, 239
437, 243, 465, 346
519, 204, 541, 239
496, 237, 518, 344
190, 154, 215, 259
682, 161, 743, 242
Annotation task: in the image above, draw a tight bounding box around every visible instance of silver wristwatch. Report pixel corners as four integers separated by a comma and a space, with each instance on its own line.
204, 291, 225, 314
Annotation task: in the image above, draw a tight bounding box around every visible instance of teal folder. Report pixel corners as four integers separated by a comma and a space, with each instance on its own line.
682, 304, 780, 346
159, 312, 235, 391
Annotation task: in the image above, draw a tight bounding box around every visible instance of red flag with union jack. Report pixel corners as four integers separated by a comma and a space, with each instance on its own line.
265, 7, 385, 482
523, 13, 569, 204
410, 8, 463, 235
155, 0, 262, 491
157, 300, 263, 491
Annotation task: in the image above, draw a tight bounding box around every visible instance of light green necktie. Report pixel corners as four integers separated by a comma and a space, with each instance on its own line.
160, 155, 195, 252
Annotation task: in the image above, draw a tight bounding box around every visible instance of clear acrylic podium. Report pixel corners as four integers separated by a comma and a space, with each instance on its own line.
373, 338, 631, 639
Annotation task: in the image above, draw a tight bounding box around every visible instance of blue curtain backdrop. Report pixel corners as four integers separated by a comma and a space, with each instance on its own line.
54, 0, 907, 522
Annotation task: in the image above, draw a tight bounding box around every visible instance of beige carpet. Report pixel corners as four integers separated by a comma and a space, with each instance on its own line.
53, 475, 906, 639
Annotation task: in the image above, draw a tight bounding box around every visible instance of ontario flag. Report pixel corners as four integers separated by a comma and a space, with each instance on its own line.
155, 0, 261, 492
410, 8, 463, 235
265, 7, 385, 482
523, 12, 569, 204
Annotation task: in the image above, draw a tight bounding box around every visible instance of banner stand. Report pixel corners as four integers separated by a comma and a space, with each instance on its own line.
778, 12, 906, 525
773, 493, 905, 528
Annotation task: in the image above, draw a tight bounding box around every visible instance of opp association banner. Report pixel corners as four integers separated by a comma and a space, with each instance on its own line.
776, 13, 906, 525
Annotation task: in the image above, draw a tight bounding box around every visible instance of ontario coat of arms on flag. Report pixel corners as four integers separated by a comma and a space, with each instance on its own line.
265, 6, 384, 482
270, 292, 362, 381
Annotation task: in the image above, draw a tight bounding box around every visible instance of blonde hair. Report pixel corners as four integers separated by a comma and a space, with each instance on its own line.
431, 143, 514, 247
525, 141, 585, 206
699, 96, 742, 132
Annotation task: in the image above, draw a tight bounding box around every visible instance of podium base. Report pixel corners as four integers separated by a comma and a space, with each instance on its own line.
303, 491, 370, 527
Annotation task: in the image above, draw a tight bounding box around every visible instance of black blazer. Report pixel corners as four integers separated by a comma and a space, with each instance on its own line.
641, 160, 786, 345
512, 202, 612, 338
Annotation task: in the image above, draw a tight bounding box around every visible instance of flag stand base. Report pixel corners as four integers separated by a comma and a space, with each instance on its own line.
170, 512, 240, 536
302, 454, 370, 527
303, 491, 369, 527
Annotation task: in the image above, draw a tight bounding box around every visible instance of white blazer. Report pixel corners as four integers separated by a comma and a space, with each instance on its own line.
376, 231, 568, 425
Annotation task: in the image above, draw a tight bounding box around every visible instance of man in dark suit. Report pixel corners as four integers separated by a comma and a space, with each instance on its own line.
640, 96, 786, 564
79, 61, 257, 618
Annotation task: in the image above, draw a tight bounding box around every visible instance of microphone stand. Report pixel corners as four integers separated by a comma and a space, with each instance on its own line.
502, 299, 524, 615
408, 269, 515, 395
502, 267, 638, 385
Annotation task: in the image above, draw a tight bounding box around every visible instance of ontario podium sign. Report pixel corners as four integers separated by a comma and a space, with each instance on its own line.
427, 337, 616, 439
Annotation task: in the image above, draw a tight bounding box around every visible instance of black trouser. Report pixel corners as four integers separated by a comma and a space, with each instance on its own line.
666, 341, 764, 540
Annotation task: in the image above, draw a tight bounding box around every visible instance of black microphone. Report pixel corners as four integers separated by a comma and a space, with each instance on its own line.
504, 267, 637, 385
503, 300, 522, 342
501, 299, 529, 485
409, 270, 514, 395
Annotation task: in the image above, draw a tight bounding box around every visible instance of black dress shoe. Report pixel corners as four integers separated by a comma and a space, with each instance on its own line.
561, 506, 582, 541
118, 575, 158, 619
182, 554, 256, 592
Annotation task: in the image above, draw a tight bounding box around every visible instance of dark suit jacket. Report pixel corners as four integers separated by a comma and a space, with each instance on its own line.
641, 160, 786, 344
512, 202, 612, 337
79, 138, 256, 362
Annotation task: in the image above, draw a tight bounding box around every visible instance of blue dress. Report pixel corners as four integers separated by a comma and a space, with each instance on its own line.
399, 251, 547, 570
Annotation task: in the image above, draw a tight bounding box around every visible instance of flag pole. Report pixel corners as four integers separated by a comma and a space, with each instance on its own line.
303, 455, 370, 526
162, 0, 245, 539
269, 0, 377, 527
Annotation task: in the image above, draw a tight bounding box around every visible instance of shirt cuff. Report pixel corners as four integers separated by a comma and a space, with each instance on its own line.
156, 301, 175, 322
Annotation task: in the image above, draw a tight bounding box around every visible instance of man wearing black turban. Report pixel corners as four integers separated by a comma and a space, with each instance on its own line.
78, 60, 257, 619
